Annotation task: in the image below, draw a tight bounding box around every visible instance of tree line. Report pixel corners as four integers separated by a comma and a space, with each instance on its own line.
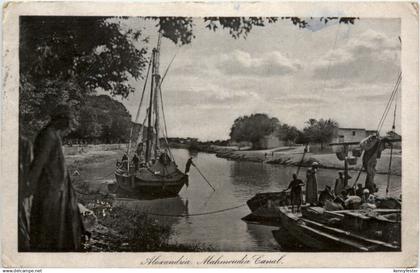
229, 113, 339, 150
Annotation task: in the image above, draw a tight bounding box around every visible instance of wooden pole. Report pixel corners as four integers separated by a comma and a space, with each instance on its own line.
343, 145, 349, 187
193, 163, 216, 191
296, 143, 309, 176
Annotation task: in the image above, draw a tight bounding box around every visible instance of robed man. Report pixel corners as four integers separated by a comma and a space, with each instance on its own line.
18, 135, 33, 251
29, 105, 84, 251
305, 162, 319, 205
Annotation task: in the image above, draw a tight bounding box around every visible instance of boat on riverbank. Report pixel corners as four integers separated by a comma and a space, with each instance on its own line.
244, 132, 402, 251
272, 205, 400, 252
114, 35, 188, 198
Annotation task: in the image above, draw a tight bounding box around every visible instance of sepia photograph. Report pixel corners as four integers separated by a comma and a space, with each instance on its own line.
17, 15, 403, 253
2, 1, 419, 268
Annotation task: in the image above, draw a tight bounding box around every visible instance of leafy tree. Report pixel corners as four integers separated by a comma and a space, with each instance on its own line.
20, 16, 148, 138
68, 95, 132, 143
229, 113, 280, 149
277, 124, 300, 144
303, 118, 339, 149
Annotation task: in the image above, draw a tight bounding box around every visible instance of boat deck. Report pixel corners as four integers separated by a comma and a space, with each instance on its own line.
272, 206, 400, 252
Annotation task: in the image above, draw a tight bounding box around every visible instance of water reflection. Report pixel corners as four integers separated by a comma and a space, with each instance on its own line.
230, 162, 295, 199
245, 223, 282, 251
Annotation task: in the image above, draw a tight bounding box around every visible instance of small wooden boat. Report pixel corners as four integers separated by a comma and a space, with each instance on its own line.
115, 160, 188, 197
244, 190, 318, 222
247, 191, 290, 212
273, 206, 400, 252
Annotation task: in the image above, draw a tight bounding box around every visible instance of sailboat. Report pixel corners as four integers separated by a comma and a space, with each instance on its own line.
114, 35, 188, 197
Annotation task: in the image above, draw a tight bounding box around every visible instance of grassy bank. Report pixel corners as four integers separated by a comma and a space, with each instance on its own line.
76, 193, 211, 252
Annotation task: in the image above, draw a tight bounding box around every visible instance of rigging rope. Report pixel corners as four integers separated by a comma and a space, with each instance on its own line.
159, 88, 174, 161
377, 77, 400, 133
376, 72, 401, 133
134, 57, 153, 123
159, 51, 178, 89
386, 100, 398, 195
319, 24, 341, 102
386, 143, 394, 195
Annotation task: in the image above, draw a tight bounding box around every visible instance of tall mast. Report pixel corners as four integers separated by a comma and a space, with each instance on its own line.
153, 34, 162, 158
145, 49, 156, 163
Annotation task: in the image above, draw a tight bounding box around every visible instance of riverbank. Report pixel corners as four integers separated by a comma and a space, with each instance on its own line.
215, 146, 401, 176
64, 145, 212, 252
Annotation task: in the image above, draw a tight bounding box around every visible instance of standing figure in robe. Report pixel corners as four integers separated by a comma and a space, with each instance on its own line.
29, 104, 84, 251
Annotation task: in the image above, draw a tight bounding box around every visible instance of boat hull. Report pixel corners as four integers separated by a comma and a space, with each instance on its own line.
274, 206, 400, 252
114, 168, 188, 198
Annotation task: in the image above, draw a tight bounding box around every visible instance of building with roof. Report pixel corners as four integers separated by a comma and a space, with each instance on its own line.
333, 128, 377, 143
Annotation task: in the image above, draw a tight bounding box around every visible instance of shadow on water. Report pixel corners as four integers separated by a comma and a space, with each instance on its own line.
245, 223, 282, 251
272, 227, 309, 252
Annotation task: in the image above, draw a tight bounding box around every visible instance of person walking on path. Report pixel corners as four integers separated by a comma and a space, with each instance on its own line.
29, 104, 84, 251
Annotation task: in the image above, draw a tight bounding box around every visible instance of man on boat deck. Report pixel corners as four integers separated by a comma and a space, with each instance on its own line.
121, 153, 128, 169
305, 162, 319, 205
284, 173, 304, 213
132, 153, 140, 171
318, 185, 334, 206
136, 142, 143, 158
355, 183, 364, 198
334, 172, 345, 196
185, 157, 194, 175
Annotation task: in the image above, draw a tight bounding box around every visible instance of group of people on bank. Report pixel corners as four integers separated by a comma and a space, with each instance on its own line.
284, 162, 378, 213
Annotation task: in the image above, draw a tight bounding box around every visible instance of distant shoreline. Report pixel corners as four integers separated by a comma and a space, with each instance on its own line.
64, 143, 401, 176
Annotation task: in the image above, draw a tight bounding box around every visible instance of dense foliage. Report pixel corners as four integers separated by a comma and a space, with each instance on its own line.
302, 118, 339, 149
67, 95, 132, 144
19, 16, 148, 138
229, 113, 280, 149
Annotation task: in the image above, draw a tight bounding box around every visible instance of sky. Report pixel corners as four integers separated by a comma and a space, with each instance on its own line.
112, 18, 401, 141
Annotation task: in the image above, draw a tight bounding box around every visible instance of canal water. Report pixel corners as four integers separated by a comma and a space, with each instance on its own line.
91, 148, 401, 251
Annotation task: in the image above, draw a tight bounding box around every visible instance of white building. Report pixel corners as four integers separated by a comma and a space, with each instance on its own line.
333, 128, 377, 143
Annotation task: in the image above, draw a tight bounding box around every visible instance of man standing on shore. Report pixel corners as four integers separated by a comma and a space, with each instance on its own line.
29, 104, 84, 251
305, 162, 319, 205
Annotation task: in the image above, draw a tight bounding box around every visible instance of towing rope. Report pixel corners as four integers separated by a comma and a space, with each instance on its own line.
141, 203, 247, 217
